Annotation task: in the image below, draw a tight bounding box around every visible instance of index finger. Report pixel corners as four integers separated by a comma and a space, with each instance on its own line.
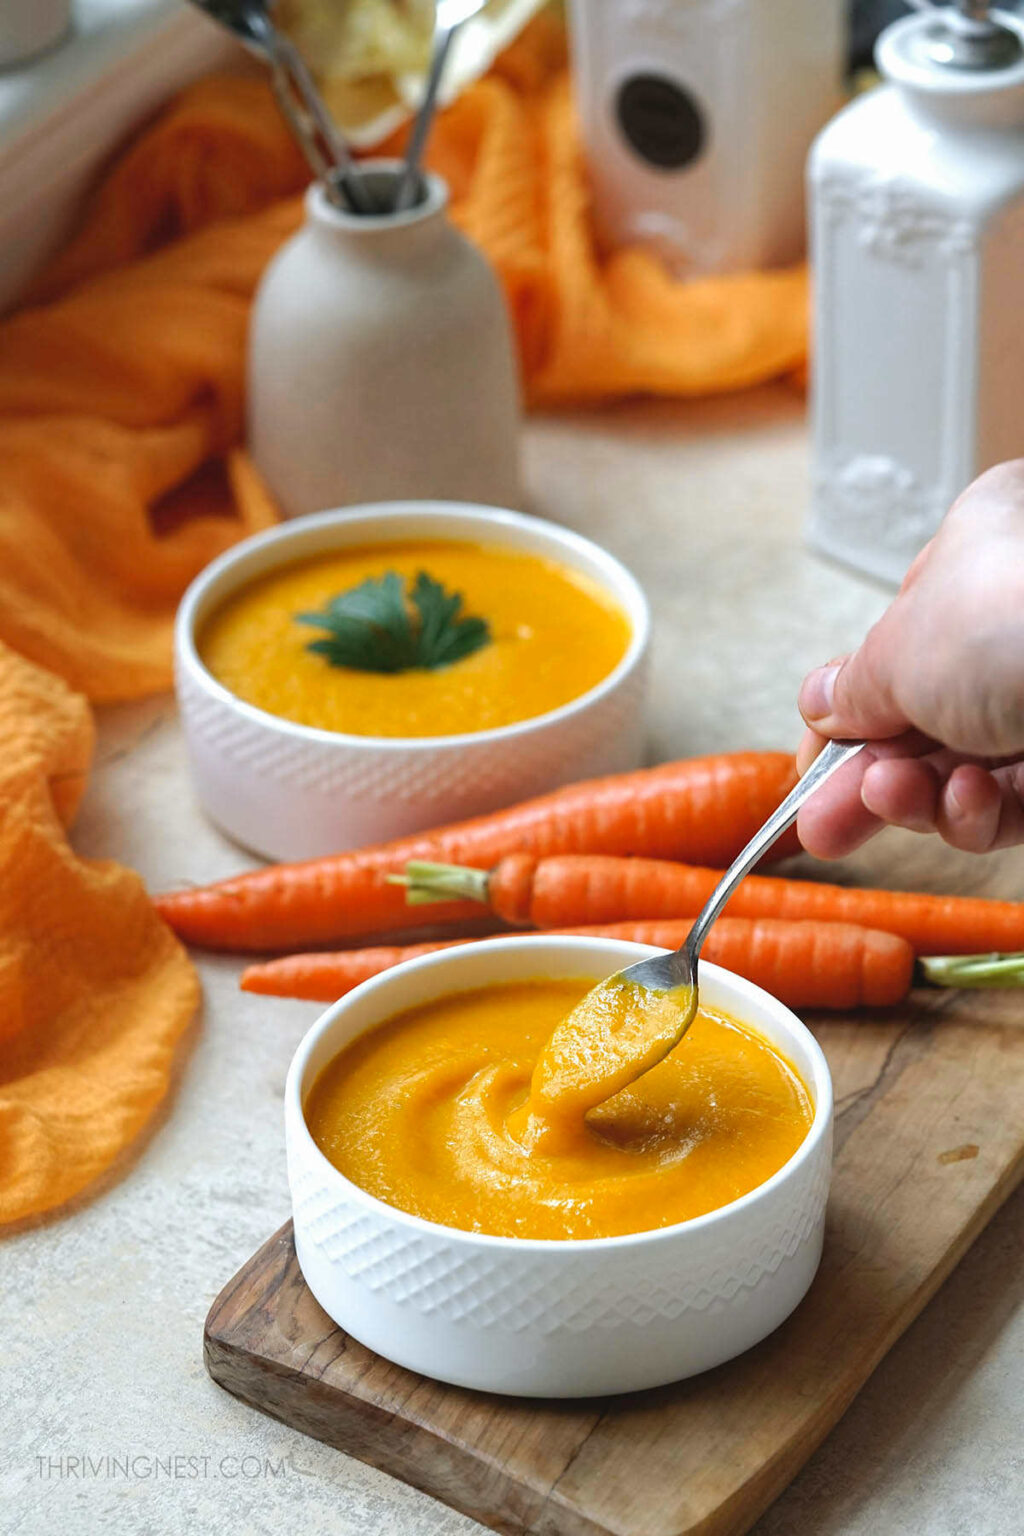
795, 732, 939, 859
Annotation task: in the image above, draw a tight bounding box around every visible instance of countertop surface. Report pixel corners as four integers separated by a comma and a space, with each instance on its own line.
3, 387, 1022, 1536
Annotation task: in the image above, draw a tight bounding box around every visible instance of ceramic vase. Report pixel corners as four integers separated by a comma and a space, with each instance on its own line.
248, 164, 522, 517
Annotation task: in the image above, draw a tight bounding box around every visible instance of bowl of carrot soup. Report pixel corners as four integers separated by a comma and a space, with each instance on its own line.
175, 503, 649, 861
285, 934, 833, 1397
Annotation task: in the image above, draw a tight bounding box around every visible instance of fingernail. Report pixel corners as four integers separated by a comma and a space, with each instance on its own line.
799, 664, 839, 723
945, 779, 964, 818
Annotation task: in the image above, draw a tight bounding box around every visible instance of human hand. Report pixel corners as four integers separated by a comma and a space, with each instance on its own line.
796, 461, 1024, 858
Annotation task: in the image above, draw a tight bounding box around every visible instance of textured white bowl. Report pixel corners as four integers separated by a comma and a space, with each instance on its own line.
175, 503, 649, 861
286, 936, 834, 1399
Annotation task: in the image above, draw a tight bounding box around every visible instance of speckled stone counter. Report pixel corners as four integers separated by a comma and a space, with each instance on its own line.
3, 387, 1022, 1536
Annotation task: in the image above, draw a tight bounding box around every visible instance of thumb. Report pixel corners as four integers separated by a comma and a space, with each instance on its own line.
799, 618, 911, 742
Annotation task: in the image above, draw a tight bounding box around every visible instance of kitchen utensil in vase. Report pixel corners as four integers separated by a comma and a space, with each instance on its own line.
394, 0, 491, 212
185, 0, 368, 211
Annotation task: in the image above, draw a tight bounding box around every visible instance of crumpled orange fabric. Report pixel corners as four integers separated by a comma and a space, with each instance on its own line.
0, 27, 806, 699
0, 78, 292, 1222
0, 642, 199, 1225
0, 17, 806, 1224
425, 57, 809, 403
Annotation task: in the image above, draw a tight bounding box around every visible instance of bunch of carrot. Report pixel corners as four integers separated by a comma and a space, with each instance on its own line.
153, 750, 1024, 1011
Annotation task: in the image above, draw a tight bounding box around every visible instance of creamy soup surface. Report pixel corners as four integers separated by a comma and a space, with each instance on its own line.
305, 977, 814, 1241
200, 541, 631, 737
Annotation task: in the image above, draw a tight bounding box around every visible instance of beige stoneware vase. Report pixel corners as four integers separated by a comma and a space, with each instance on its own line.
248, 164, 522, 518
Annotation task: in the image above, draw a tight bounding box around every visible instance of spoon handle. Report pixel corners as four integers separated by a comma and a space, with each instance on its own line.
267, 34, 371, 213
394, 22, 458, 212
684, 739, 866, 960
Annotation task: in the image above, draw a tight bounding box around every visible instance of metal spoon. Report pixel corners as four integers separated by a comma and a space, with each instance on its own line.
187, 0, 370, 212
393, 0, 490, 212
564, 739, 867, 1103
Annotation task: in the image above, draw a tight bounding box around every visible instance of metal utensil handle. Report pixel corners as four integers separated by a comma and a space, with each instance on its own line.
684, 739, 866, 959
394, 22, 458, 213
268, 35, 370, 212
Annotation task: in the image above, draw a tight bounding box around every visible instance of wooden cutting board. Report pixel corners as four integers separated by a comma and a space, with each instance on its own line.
205, 981, 1024, 1536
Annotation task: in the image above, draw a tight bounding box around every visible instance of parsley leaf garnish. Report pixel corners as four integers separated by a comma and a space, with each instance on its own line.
296, 570, 491, 674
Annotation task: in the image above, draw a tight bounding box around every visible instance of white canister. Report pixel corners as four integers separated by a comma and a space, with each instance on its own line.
567, 0, 845, 274
808, 5, 1024, 585
248, 164, 521, 518
0, 0, 69, 68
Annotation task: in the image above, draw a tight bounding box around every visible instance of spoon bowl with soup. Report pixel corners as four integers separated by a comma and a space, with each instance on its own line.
515, 739, 864, 1156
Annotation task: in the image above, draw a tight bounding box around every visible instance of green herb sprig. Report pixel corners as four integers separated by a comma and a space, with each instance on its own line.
296, 571, 491, 674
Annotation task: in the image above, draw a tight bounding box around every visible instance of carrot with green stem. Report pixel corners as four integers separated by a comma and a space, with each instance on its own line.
394, 852, 1024, 956
155, 751, 798, 951
240, 917, 919, 1008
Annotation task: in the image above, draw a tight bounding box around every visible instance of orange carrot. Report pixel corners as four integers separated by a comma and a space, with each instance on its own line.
239, 917, 915, 1009
400, 852, 1024, 956
155, 751, 797, 951
241, 939, 482, 999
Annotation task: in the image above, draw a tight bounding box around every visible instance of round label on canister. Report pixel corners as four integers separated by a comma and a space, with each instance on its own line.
615, 73, 706, 171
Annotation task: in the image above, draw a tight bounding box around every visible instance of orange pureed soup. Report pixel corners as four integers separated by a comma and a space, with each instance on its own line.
305, 978, 813, 1241
199, 541, 631, 738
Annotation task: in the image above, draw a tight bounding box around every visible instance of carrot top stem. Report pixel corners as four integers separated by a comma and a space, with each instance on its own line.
387, 860, 491, 906
917, 951, 1024, 988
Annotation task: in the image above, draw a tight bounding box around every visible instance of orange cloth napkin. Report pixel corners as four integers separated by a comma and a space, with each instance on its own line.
0, 17, 807, 1225
0, 642, 199, 1225
0, 79, 295, 1222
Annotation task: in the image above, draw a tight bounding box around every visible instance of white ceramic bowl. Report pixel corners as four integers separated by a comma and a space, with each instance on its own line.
285, 936, 834, 1398
175, 503, 650, 862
